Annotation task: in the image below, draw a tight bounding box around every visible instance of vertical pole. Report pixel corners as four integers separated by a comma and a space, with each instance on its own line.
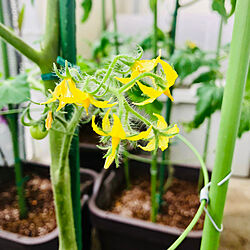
153, 0, 158, 58
159, 0, 180, 207
112, 0, 119, 54
59, 1, 82, 249
102, 0, 106, 32
0, 0, 27, 219
201, 1, 250, 249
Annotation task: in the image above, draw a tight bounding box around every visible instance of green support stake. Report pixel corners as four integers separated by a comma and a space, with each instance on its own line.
59, 1, 82, 249
201, 1, 250, 249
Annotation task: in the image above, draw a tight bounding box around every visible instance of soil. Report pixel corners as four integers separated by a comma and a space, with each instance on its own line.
110, 177, 204, 230
0, 174, 56, 237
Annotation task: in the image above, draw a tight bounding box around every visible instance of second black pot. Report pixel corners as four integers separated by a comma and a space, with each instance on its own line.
89, 160, 206, 250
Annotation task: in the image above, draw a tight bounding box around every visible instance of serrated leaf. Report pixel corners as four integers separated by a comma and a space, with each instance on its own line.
18, 4, 25, 32
0, 74, 30, 110
189, 83, 224, 129
81, 0, 92, 23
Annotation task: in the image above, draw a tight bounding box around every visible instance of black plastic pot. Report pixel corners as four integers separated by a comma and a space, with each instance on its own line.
80, 142, 105, 172
0, 161, 97, 250
89, 160, 206, 250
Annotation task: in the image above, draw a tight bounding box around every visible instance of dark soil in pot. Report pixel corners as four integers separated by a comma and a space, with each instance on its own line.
0, 174, 56, 237
0, 161, 97, 250
89, 159, 210, 250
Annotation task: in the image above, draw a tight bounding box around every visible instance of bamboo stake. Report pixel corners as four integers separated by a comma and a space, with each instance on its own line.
59, 0, 82, 249
201, 0, 250, 248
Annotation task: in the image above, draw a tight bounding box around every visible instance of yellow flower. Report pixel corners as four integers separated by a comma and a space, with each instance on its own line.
41, 78, 116, 114
115, 51, 178, 105
45, 111, 53, 130
186, 40, 197, 49
92, 109, 152, 169
139, 113, 179, 152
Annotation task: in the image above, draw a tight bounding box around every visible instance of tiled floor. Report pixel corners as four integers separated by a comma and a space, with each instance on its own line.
220, 177, 250, 250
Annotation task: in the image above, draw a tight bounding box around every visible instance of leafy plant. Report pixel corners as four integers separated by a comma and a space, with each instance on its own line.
81, 0, 92, 23
211, 0, 237, 20
0, 74, 30, 110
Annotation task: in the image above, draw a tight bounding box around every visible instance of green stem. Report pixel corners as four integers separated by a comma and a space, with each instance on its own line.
0, 0, 27, 219
158, 0, 180, 209
201, 1, 250, 249
153, 0, 158, 58
49, 108, 83, 250
102, 0, 106, 31
150, 140, 158, 222
123, 152, 130, 189
59, 0, 81, 249
7, 110, 28, 219
0, 0, 59, 92
112, 0, 119, 54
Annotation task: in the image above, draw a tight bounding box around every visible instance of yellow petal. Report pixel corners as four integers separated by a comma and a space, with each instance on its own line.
102, 109, 111, 132
127, 126, 153, 141
109, 114, 126, 139
165, 124, 179, 138
114, 76, 132, 84
90, 95, 117, 109
163, 88, 174, 102
159, 59, 178, 88
153, 113, 168, 130
137, 82, 162, 99
139, 138, 156, 151
104, 137, 120, 169
133, 97, 157, 106
159, 135, 169, 151
92, 115, 107, 136
45, 111, 53, 130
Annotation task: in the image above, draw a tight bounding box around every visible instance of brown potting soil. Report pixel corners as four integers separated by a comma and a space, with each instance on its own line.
0, 175, 56, 237
110, 177, 204, 230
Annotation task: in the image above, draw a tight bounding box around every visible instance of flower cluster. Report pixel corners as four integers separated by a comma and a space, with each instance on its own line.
40, 49, 179, 169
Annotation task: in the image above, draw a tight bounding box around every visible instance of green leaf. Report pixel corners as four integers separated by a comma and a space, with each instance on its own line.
18, 4, 25, 32
0, 74, 30, 110
211, 0, 237, 20
238, 69, 250, 137
188, 83, 224, 129
193, 70, 218, 83
81, 0, 92, 23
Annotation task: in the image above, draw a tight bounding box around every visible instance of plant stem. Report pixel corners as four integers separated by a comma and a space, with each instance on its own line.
201, 1, 250, 248
0, 0, 9, 79
7, 110, 28, 219
198, 16, 224, 191
0, 0, 59, 92
123, 152, 130, 189
102, 0, 106, 31
153, 0, 158, 58
0, 0, 27, 219
59, 0, 82, 249
158, 0, 180, 209
112, 0, 119, 54
150, 146, 158, 222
